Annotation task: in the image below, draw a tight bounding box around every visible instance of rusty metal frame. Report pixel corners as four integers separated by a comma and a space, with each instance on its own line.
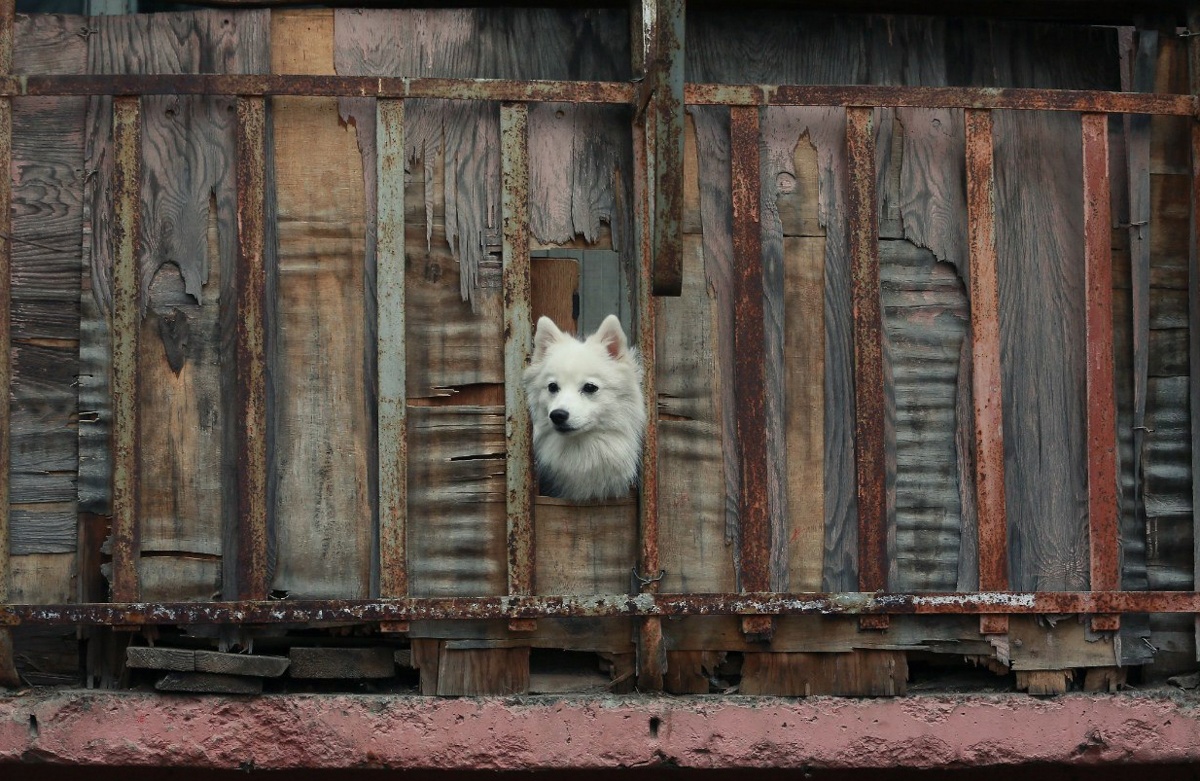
4, 42, 1200, 650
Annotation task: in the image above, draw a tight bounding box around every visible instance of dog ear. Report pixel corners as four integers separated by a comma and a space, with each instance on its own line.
532, 316, 567, 362
591, 314, 629, 361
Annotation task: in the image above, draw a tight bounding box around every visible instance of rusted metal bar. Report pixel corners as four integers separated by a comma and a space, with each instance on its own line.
4, 591, 1200, 627
376, 99, 407, 608
730, 105, 773, 638
0, 0, 15, 687
650, 0, 684, 296
501, 102, 534, 613
631, 50, 664, 690
110, 97, 143, 604
8, 75, 636, 103
964, 109, 1009, 636
845, 108, 888, 619
1187, 5, 1200, 660
235, 97, 268, 601
3, 76, 1196, 117
710, 84, 1197, 115
1082, 112, 1120, 633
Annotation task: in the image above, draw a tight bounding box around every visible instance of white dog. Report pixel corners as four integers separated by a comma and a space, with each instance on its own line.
523, 315, 646, 502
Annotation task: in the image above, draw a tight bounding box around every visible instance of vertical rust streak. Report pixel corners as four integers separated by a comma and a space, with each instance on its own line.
1082, 113, 1120, 621
965, 109, 1009, 599
110, 97, 142, 603
501, 102, 534, 600
377, 98, 407, 600
846, 107, 887, 595
0, 0, 13, 686
730, 105, 772, 637
633, 97, 664, 689
235, 97, 268, 601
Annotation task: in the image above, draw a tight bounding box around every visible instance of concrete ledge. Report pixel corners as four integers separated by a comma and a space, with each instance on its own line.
2, 691, 1200, 772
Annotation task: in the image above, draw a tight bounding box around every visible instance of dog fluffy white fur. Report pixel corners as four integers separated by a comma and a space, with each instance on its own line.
523, 315, 646, 502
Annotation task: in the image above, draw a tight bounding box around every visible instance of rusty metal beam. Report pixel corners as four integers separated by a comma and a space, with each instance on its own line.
1, 76, 1195, 117
110, 96, 143, 604
377, 99, 407, 607
846, 108, 888, 618
234, 97, 268, 601
730, 105, 773, 638
501, 102, 534, 612
4, 591, 1200, 627
1082, 112, 1120, 633
964, 109, 1009, 636
0, 0, 15, 687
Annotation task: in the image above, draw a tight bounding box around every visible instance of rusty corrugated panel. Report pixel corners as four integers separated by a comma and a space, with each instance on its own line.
376, 98, 407, 603
964, 109, 1008, 636
110, 96, 142, 603
234, 96, 268, 601
846, 107, 887, 605
730, 105, 773, 637
5, 590, 1200, 626
1081, 112, 1120, 632
501, 102, 534, 603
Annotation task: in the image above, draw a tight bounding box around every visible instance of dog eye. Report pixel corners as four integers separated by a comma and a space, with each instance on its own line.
582, 382, 599, 394
548, 382, 559, 394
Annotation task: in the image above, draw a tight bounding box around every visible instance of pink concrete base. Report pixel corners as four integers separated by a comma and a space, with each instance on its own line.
2, 692, 1200, 771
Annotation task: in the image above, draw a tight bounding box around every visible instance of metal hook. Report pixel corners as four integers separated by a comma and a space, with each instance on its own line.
632, 567, 665, 587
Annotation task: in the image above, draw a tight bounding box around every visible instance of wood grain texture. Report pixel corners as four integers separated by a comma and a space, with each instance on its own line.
534, 497, 636, 594
80, 10, 269, 601
740, 650, 907, 696
270, 10, 371, 598
333, 8, 634, 313
8, 15, 85, 609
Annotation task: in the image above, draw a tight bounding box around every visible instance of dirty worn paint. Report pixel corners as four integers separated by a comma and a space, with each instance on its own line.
376, 98, 407, 600
110, 96, 142, 603
234, 96, 268, 601
501, 102, 534, 600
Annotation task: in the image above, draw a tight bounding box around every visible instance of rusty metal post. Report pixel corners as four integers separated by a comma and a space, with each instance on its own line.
1081, 112, 1120, 633
845, 107, 889, 629
1187, 4, 1200, 659
0, 0, 15, 686
376, 99, 408, 630
730, 105, 772, 639
110, 97, 143, 605
640, 0, 684, 296
631, 45, 665, 688
964, 109, 1010, 636
234, 97, 268, 601
501, 102, 535, 632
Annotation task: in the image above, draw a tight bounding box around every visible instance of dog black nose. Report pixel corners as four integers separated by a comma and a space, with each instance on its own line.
550, 409, 570, 426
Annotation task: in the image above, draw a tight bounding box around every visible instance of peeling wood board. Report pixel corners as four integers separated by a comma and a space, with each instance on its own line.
1008, 615, 1117, 671
533, 496, 636, 594
269, 10, 372, 598
406, 405, 507, 598
655, 234, 735, 593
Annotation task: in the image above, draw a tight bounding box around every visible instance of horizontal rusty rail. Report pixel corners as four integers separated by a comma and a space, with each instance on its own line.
3, 592, 1200, 626
2, 75, 1195, 116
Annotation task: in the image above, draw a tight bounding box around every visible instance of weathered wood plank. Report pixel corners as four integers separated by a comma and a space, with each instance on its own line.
288, 647, 394, 679
534, 497, 636, 594
270, 10, 371, 598
740, 650, 907, 696
407, 405, 507, 597
156, 672, 263, 695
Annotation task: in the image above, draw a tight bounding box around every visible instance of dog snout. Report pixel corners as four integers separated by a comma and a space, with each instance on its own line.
549, 409, 570, 426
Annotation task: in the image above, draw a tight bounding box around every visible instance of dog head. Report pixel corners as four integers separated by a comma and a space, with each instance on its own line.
524, 314, 642, 437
